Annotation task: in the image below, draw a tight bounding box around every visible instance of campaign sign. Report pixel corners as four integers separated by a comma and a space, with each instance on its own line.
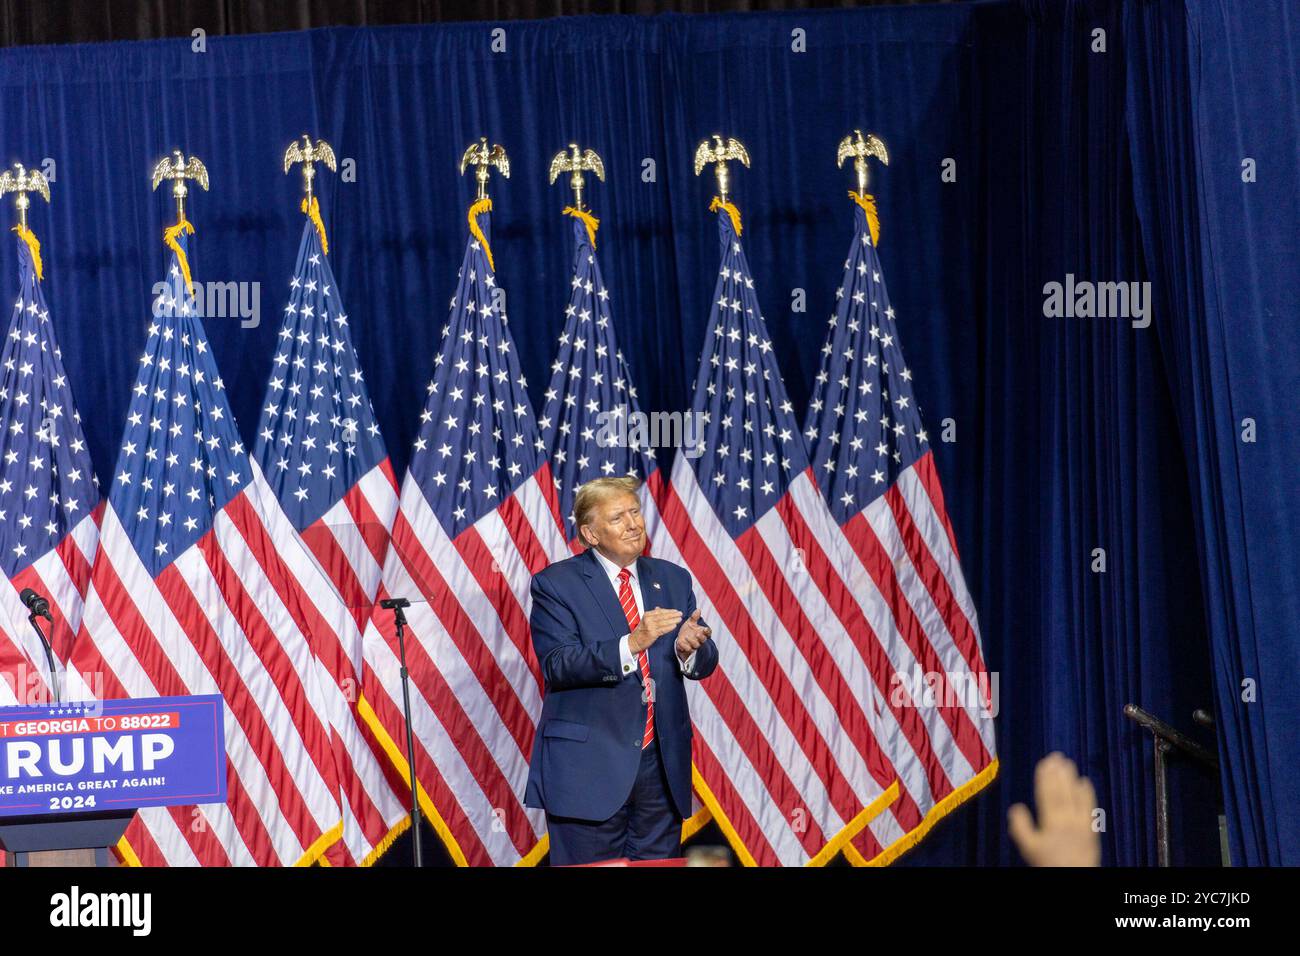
0, 695, 226, 818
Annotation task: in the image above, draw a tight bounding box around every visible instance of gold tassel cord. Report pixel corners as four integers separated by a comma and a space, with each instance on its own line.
709, 196, 743, 236
162, 218, 197, 297
849, 190, 881, 247
467, 196, 495, 273
562, 205, 600, 248
13, 224, 43, 281
302, 196, 329, 255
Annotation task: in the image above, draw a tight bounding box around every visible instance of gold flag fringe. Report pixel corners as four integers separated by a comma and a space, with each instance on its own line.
844, 759, 1000, 867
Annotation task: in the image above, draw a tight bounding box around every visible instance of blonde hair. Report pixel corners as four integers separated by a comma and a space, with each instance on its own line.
572, 475, 643, 542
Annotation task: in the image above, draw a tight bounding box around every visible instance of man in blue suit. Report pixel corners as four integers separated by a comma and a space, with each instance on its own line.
525, 476, 717, 865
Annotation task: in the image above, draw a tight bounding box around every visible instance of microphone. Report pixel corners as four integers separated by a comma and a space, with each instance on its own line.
19, 587, 59, 704
19, 587, 52, 621
379, 597, 411, 610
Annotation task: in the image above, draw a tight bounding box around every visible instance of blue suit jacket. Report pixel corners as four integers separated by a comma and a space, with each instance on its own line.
524, 547, 718, 821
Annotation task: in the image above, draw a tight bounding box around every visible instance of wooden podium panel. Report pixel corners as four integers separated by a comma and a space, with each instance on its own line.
0, 810, 133, 867
8, 848, 116, 867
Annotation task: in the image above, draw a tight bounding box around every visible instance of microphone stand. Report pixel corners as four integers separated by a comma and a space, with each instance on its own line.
382, 597, 422, 868
27, 612, 60, 705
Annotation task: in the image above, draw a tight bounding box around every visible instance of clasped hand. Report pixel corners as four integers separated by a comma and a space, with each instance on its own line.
628, 608, 711, 662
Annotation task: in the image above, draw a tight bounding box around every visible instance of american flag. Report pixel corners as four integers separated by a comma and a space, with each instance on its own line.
360, 200, 569, 866
538, 211, 663, 545
650, 202, 899, 866
0, 233, 100, 707
68, 231, 348, 866
252, 214, 411, 866
803, 196, 997, 865
537, 207, 708, 833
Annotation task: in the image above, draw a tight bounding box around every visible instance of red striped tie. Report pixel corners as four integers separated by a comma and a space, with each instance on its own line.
617, 567, 654, 749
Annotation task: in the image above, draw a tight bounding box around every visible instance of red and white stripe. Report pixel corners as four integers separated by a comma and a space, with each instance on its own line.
301, 461, 401, 643
652, 459, 900, 866
359, 464, 569, 866
637, 468, 666, 554
640, 470, 715, 832
248, 462, 413, 866
838, 452, 997, 864
67, 474, 350, 866
0, 509, 100, 706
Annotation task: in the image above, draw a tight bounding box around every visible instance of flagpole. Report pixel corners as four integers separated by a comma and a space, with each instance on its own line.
0, 165, 59, 701
365, 137, 514, 869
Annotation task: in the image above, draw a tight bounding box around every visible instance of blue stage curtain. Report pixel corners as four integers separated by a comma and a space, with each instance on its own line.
0, 1, 1285, 866
1126, 0, 1300, 866
896, 0, 1220, 866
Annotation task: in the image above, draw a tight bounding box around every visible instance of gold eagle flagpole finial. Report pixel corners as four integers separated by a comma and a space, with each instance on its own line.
694, 134, 750, 206
460, 137, 510, 203
460, 138, 509, 271
836, 129, 889, 196
837, 130, 888, 246
548, 143, 604, 213
151, 149, 209, 227
151, 151, 208, 296
1, 163, 51, 279
284, 134, 337, 206
0, 163, 50, 231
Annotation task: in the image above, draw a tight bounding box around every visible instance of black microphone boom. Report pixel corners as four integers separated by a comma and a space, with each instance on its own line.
19, 587, 52, 621
19, 587, 59, 704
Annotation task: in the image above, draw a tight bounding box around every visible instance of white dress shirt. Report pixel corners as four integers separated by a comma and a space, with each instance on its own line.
590, 548, 697, 678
